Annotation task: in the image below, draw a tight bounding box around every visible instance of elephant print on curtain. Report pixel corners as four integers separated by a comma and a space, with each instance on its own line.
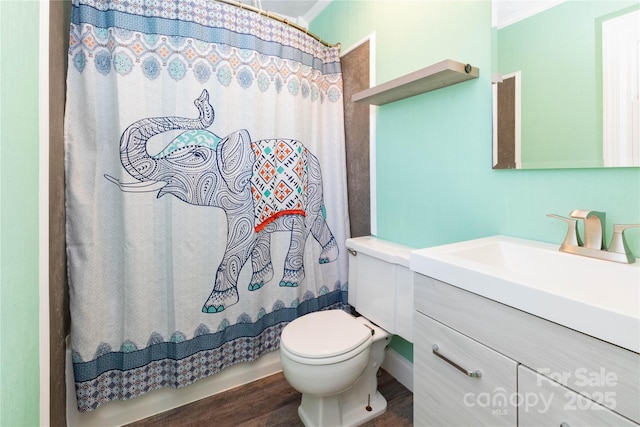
66, 0, 348, 412
105, 90, 339, 313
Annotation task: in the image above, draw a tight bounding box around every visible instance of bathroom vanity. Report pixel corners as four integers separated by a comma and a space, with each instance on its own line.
410, 236, 640, 426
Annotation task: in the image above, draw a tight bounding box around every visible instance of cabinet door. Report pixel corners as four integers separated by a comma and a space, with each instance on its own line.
518, 366, 639, 427
414, 313, 518, 426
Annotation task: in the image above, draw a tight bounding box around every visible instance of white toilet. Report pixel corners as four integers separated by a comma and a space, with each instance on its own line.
279, 236, 413, 427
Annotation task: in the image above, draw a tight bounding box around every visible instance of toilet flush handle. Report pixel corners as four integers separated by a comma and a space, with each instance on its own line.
347, 248, 357, 257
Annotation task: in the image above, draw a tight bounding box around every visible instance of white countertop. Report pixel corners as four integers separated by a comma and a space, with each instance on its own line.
410, 236, 640, 353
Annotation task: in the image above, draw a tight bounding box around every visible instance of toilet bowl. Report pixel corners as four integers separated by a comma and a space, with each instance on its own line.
279, 236, 414, 427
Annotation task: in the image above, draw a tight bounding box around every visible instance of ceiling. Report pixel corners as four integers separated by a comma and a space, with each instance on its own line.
492, 0, 566, 29
235, 0, 567, 30
236, 0, 331, 25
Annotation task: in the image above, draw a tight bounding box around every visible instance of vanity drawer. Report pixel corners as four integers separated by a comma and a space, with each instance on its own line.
415, 273, 640, 423
414, 312, 518, 426
518, 365, 639, 427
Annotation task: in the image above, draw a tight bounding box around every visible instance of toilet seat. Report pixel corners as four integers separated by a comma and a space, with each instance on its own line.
281, 310, 372, 363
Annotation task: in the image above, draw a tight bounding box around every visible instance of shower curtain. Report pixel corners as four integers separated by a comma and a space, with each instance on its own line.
65, 0, 349, 412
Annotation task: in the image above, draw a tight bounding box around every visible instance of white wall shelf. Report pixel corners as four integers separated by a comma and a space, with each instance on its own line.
352, 59, 479, 106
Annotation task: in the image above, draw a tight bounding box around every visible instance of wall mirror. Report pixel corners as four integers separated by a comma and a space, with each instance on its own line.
492, 0, 640, 169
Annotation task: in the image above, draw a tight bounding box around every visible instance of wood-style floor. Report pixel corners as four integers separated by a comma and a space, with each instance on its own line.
127, 369, 413, 426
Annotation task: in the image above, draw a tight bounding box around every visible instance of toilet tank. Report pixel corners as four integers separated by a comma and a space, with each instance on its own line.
346, 236, 414, 343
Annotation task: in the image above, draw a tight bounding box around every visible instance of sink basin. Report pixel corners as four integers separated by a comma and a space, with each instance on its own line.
410, 235, 640, 352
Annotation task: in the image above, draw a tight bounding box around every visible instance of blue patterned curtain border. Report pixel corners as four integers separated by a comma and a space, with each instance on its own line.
72, 2, 341, 74
73, 289, 348, 412
73, 288, 348, 382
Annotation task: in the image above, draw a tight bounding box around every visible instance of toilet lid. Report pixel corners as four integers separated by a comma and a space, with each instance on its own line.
281, 310, 372, 359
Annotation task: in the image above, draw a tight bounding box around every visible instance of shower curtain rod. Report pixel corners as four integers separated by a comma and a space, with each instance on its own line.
213, 0, 337, 48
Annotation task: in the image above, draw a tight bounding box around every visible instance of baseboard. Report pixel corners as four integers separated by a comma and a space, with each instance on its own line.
382, 348, 414, 393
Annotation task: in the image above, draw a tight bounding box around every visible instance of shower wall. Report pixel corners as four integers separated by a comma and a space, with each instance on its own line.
49, 1, 71, 425
342, 40, 371, 238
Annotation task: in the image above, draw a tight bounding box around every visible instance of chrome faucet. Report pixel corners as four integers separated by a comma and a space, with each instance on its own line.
569, 209, 605, 249
547, 210, 639, 264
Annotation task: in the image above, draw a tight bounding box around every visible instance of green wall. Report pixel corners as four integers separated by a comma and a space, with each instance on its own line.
312, 1, 640, 362
497, 1, 639, 168
0, 1, 639, 419
0, 1, 41, 426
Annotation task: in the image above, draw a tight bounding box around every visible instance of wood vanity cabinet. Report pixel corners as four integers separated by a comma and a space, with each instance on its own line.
414, 273, 640, 427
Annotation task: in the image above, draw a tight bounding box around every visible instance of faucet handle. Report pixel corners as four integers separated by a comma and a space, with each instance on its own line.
547, 214, 583, 247
607, 224, 639, 263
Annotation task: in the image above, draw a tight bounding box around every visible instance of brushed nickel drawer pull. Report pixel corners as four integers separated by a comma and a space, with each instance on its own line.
432, 344, 482, 378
